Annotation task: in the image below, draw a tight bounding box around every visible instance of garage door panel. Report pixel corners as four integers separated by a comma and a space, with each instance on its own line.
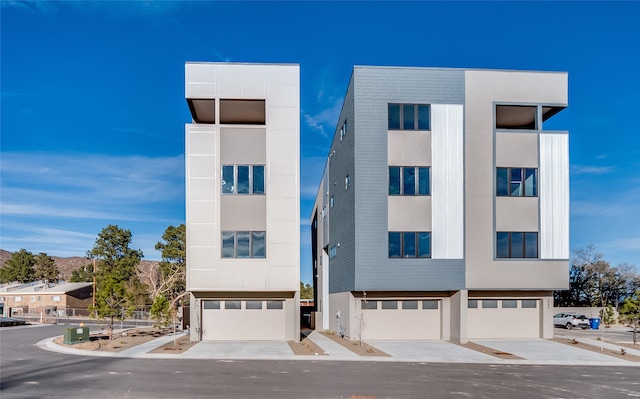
202, 300, 285, 340
361, 300, 441, 340
468, 301, 540, 339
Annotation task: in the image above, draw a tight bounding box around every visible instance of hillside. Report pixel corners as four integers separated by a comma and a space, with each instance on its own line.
0, 249, 157, 281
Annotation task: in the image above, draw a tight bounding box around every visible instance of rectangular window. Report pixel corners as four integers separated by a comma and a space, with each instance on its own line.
402, 301, 418, 310
497, 232, 538, 259
236, 231, 250, 258
389, 231, 431, 259
496, 168, 538, 197
222, 165, 265, 195
362, 300, 378, 310
252, 165, 265, 194
522, 300, 537, 309
502, 300, 518, 308
468, 299, 478, 309
15, 296, 22, 302
381, 300, 398, 310
203, 300, 221, 310
389, 167, 401, 195
329, 245, 337, 258
340, 120, 347, 141
52, 296, 61, 302
224, 301, 241, 310
482, 300, 498, 309
388, 103, 430, 130
388, 232, 401, 258
422, 300, 439, 310
418, 232, 431, 258
267, 300, 283, 310
389, 167, 431, 196
330, 196, 334, 208
345, 175, 350, 190
31, 296, 36, 302
246, 301, 262, 310
221, 231, 267, 259
495, 105, 537, 130
222, 165, 235, 194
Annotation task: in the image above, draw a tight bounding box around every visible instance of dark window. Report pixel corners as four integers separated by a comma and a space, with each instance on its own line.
252, 165, 265, 194
246, 301, 262, 310
362, 300, 378, 310
403, 232, 416, 258
388, 104, 401, 130
522, 300, 537, 309
402, 301, 418, 310
340, 120, 348, 141
381, 300, 398, 310
267, 300, 283, 310
388, 232, 401, 258
502, 300, 517, 308
389, 231, 431, 259
422, 300, 439, 310
388, 103, 430, 130
482, 300, 498, 308
418, 232, 431, 258
389, 167, 401, 195
222, 165, 266, 195
496, 168, 538, 197
496, 232, 538, 259
221, 231, 267, 259
203, 300, 221, 310
224, 301, 241, 310
468, 300, 478, 309
389, 166, 430, 196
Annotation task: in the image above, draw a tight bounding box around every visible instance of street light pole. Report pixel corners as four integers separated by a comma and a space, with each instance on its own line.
92, 259, 97, 319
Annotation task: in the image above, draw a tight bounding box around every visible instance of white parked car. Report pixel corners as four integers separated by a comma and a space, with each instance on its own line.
553, 312, 590, 330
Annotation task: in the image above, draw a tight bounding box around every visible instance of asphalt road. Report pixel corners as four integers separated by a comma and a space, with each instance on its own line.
2, 325, 640, 399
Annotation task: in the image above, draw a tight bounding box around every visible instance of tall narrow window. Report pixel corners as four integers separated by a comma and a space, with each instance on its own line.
236, 231, 250, 258
237, 166, 250, 194
417, 105, 430, 130
403, 104, 415, 130
388, 104, 401, 130
389, 167, 401, 195
403, 167, 416, 195
222, 165, 235, 194
524, 168, 537, 196
418, 167, 430, 195
252, 231, 266, 258
510, 168, 522, 196
252, 165, 265, 194
403, 232, 416, 258
222, 231, 235, 258
388, 232, 401, 258
418, 232, 431, 258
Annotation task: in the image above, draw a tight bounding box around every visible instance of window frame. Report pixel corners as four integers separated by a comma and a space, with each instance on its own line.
340, 120, 348, 141
496, 231, 539, 259
221, 231, 267, 259
388, 231, 431, 259
221, 165, 266, 195
389, 166, 431, 196
388, 103, 430, 131
496, 167, 538, 197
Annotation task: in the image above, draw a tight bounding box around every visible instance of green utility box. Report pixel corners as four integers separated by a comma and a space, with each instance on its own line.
63, 326, 90, 345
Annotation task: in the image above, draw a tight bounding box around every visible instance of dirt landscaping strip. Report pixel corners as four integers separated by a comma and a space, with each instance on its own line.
288, 337, 327, 356
53, 327, 176, 353
552, 338, 640, 362
149, 334, 198, 354
454, 341, 525, 360
319, 332, 390, 357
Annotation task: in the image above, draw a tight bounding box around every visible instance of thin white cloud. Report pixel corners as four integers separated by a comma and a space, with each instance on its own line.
302, 99, 344, 139
571, 164, 615, 176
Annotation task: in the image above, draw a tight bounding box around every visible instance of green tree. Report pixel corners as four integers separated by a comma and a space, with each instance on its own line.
70, 263, 94, 282
33, 253, 59, 284
619, 290, 640, 345
143, 224, 186, 327
300, 282, 314, 299
0, 249, 35, 283
88, 225, 143, 340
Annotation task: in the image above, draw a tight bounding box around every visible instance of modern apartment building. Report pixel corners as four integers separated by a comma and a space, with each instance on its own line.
311, 66, 569, 342
185, 62, 300, 341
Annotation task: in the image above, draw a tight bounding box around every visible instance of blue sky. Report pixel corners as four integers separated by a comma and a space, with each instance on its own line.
1, 1, 639, 284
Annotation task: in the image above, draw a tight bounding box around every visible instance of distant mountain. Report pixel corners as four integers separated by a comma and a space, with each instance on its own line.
0, 249, 157, 281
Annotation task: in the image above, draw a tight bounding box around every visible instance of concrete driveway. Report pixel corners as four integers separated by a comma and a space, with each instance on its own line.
473, 339, 631, 365
367, 340, 498, 363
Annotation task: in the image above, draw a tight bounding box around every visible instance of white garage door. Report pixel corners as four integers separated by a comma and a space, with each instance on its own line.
467, 299, 540, 339
361, 299, 441, 340
202, 300, 285, 341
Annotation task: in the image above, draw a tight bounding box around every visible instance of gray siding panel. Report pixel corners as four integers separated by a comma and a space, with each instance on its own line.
328, 74, 356, 294
352, 67, 465, 292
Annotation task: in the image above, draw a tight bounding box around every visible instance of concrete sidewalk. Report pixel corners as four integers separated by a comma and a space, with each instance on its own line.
37, 331, 640, 366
